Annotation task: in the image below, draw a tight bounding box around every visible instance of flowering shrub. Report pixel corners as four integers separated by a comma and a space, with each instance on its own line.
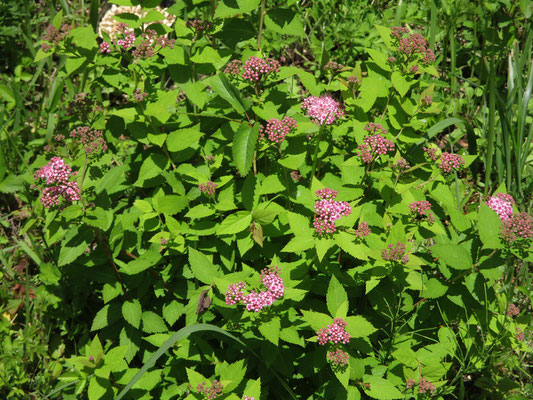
5, 6, 529, 400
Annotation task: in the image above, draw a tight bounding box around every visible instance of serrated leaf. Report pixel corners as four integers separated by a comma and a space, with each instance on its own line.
391, 71, 410, 97
167, 127, 203, 152
327, 275, 348, 318
220, 359, 247, 392
421, 278, 448, 298
123, 300, 142, 329
345, 316, 376, 338
142, 311, 168, 333
335, 231, 369, 260
258, 317, 280, 345
58, 227, 92, 266
232, 124, 259, 176
315, 237, 334, 262
478, 203, 503, 249
188, 247, 219, 284
264, 8, 305, 37
300, 310, 332, 331
364, 377, 403, 399
217, 211, 252, 235
209, 73, 249, 114
214, 0, 260, 18
431, 243, 473, 270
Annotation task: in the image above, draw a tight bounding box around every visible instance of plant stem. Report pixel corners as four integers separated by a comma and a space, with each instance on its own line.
311, 122, 327, 182
257, 0, 267, 51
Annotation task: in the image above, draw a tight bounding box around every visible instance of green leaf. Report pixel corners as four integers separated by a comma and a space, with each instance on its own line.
430, 243, 473, 270
122, 249, 162, 275
231, 124, 258, 176
281, 235, 314, 253
366, 48, 392, 72
287, 211, 313, 236
65, 57, 86, 76
51, 10, 63, 29
478, 203, 503, 249
70, 27, 97, 52
214, 0, 261, 18
364, 376, 403, 399
327, 275, 348, 318
217, 211, 252, 235
335, 232, 369, 260
345, 315, 377, 338
278, 152, 306, 169
122, 300, 142, 329
209, 73, 249, 114
142, 311, 168, 333
134, 153, 169, 187
265, 8, 305, 37
88, 377, 109, 400
315, 237, 334, 262
145, 90, 178, 124
258, 317, 281, 345
58, 226, 93, 266
421, 278, 448, 298
258, 174, 285, 195
220, 360, 247, 392
244, 379, 261, 400
84, 207, 113, 231
391, 71, 410, 97
188, 247, 219, 285
167, 127, 203, 152
426, 117, 464, 140
300, 310, 332, 331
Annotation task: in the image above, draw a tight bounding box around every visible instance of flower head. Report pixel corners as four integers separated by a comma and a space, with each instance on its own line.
439, 152, 465, 174
313, 189, 352, 235
409, 200, 435, 224
259, 117, 297, 143
317, 318, 350, 345
197, 380, 223, 400
34, 157, 80, 208
327, 349, 350, 367
301, 95, 344, 125
501, 212, 533, 246
486, 193, 515, 221
382, 242, 409, 264
199, 181, 217, 196
225, 282, 246, 305
241, 56, 280, 82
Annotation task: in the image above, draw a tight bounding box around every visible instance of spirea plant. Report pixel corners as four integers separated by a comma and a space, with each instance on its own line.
22, 2, 532, 400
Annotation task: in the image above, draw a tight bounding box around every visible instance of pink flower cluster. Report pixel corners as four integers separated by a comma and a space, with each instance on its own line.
259, 117, 297, 143
34, 157, 80, 208
313, 188, 352, 235
355, 221, 371, 238
423, 146, 438, 161
301, 95, 344, 125
197, 380, 223, 400
501, 212, 533, 246
409, 200, 435, 224
391, 26, 435, 65
241, 56, 280, 82
99, 24, 174, 58
516, 327, 525, 341
41, 24, 71, 52
507, 303, 520, 317
439, 152, 465, 174
317, 318, 351, 345
326, 349, 350, 367
70, 126, 108, 155
406, 377, 436, 394
418, 377, 436, 394
382, 242, 409, 264
486, 193, 515, 221
198, 181, 217, 196
243, 397, 255, 400
357, 135, 395, 164
224, 266, 284, 312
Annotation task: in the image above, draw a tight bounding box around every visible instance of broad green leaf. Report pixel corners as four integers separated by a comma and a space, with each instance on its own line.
334, 366, 350, 389
265, 8, 305, 37
217, 211, 252, 235
258, 317, 281, 345
88, 377, 109, 400
122, 249, 162, 275
430, 243, 473, 270
278, 153, 306, 169
364, 376, 403, 399
232, 124, 259, 176
243, 379, 261, 400
478, 203, 503, 249
70, 27, 97, 52
134, 153, 169, 187
214, 0, 260, 18
300, 310, 332, 332
391, 71, 410, 97
421, 278, 448, 298
84, 207, 113, 231
345, 315, 377, 338
315, 237, 334, 262
209, 73, 249, 114
122, 300, 142, 329
366, 48, 392, 72
335, 232, 369, 260
220, 360, 247, 392
287, 211, 313, 236
145, 90, 178, 124
258, 174, 285, 195
327, 275, 348, 318
281, 235, 314, 253
188, 247, 219, 284
65, 57, 86, 76
58, 227, 93, 266
167, 128, 203, 152
142, 311, 168, 333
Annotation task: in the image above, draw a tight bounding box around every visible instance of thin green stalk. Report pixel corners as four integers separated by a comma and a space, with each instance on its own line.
257, 0, 267, 51
483, 58, 496, 195
311, 122, 327, 182
428, 0, 437, 51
